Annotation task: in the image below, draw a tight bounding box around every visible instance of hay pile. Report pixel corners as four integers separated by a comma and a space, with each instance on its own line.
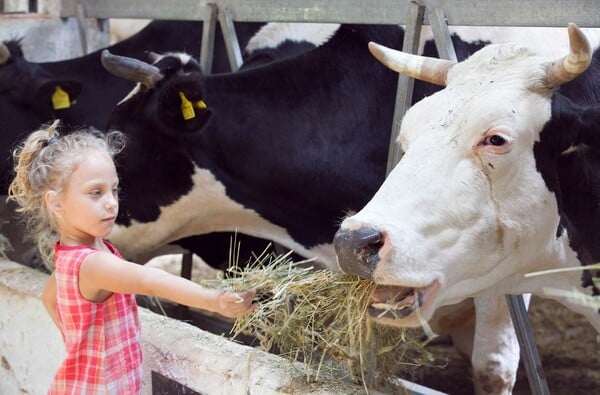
200, 246, 436, 393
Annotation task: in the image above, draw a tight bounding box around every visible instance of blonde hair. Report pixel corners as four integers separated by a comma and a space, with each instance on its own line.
7, 120, 125, 267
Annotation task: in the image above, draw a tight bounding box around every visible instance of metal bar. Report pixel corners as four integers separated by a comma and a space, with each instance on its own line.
180, 252, 193, 280
506, 294, 551, 395
428, 8, 457, 62
60, 0, 214, 21
75, 2, 88, 55
59, 0, 600, 27
385, 2, 424, 176
218, 7, 243, 72
200, 4, 218, 74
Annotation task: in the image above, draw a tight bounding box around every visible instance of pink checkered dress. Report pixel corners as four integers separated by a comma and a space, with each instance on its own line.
48, 241, 142, 395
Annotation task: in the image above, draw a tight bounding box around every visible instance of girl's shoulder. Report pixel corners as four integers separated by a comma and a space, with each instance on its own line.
54, 240, 121, 256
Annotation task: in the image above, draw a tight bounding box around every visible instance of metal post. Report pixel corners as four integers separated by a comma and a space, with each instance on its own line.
218, 7, 243, 72
200, 3, 218, 74
385, 2, 424, 175
75, 2, 88, 55
506, 294, 551, 395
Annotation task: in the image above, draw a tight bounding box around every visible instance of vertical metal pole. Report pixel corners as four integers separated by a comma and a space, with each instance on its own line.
386, 2, 424, 175
506, 295, 551, 395
200, 4, 217, 75
218, 7, 243, 72
75, 2, 88, 55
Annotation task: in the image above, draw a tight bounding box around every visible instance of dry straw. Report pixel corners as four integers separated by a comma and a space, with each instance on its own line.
526, 263, 600, 310
200, 242, 436, 393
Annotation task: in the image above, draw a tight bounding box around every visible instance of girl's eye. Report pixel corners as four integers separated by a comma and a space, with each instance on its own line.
90, 190, 101, 197
484, 135, 507, 146
112, 187, 120, 196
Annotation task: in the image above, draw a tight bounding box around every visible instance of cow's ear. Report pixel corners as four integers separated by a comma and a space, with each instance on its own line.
156, 75, 211, 135
34, 80, 82, 111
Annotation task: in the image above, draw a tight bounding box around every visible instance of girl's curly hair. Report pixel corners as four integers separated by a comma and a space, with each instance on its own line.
7, 120, 125, 268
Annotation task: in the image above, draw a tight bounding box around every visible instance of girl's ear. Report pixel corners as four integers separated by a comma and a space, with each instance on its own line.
45, 190, 63, 216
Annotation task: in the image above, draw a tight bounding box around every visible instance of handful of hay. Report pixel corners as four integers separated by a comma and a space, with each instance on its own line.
200, 246, 435, 392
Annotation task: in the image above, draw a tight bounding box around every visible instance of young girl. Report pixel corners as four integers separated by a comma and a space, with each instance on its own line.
7, 120, 257, 394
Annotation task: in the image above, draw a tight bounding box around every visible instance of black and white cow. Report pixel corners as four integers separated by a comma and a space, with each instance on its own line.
1, 21, 341, 269
335, 23, 600, 394
96, 23, 539, 394
0, 19, 272, 190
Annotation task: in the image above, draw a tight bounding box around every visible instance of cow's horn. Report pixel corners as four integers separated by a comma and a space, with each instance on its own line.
147, 51, 162, 64
0, 42, 10, 65
101, 50, 163, 89
368, 41, 455, 86
544, 23, 591, 88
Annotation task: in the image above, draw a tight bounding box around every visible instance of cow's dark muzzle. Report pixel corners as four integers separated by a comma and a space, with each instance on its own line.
333, 226, 383, 279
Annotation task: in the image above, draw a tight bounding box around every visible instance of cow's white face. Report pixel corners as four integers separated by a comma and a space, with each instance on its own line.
335, 41, 588, 327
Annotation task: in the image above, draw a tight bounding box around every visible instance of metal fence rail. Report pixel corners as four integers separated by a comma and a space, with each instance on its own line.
44, 2, 600, 394
58, 0, 600, 26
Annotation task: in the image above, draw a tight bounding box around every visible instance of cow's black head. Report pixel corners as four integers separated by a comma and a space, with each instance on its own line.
102, 50, 211, 138
0, 40, 82, 114
0, 40, 83, 191
101, 51, 212, 225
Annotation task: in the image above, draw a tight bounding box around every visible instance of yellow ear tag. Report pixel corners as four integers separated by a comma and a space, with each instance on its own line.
195, 100, 207, 109
51, 86, 71, 110
179, 91, 196, 120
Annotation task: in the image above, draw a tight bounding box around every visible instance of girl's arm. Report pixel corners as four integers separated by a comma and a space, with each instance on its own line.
42, 272, 60, 328
79, 252, 257, 318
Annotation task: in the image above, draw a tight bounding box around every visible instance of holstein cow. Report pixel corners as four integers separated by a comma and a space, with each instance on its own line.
0, 19, 269, 189
0, 21, 339, 268
334, 23, 600, 394
97, 23, 527, 394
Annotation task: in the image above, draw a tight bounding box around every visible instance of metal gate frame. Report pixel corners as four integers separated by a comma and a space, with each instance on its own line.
57, 2, 600, 394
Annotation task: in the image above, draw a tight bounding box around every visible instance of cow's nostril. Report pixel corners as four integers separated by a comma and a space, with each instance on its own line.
334, 226, 384, 278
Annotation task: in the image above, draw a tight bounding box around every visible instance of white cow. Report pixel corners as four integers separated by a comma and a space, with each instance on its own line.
335, 23, 600, 394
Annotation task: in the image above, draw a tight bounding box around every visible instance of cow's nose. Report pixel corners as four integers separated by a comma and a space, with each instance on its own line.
333, 226, 383, 279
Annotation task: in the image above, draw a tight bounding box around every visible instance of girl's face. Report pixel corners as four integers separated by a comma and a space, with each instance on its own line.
54, 149, 119, 247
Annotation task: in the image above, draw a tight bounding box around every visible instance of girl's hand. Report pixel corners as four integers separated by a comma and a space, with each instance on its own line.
217, 289, 258, 318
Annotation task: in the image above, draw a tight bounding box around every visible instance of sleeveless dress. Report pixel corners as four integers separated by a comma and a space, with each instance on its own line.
48, 241, 143, 395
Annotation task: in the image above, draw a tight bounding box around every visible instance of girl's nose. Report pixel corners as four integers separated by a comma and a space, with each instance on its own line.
105, 195, 118, 210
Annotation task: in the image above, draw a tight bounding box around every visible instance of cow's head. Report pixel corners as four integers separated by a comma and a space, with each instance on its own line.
0, 40, 82, 120
0, 40, 82, 190
100, 50, 212, 226
334, 24, 594, 327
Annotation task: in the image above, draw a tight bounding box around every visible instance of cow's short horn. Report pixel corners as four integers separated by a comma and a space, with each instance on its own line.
368, 41, 455, 86
544, 23, 591, 88
0, 42, 10, 65
147, 51, 162, 64
100, 49, 163, 89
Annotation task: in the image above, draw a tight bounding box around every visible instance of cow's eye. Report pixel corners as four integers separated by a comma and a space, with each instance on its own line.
486, 135, 506, 146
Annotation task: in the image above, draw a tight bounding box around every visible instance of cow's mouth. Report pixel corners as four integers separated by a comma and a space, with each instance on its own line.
368, 280, 440, 320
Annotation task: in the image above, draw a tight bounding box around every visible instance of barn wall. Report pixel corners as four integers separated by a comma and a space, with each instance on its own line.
0, 14, 109, 62
1, 259, 423, 395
